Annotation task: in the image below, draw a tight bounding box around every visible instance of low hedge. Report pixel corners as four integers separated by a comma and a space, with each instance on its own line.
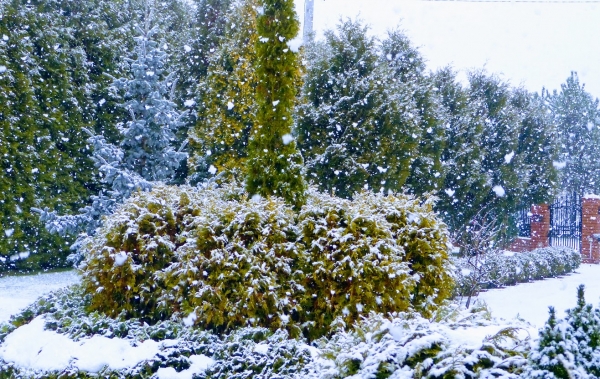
454, 246, 580, 295
78, 183, 453, 340
0, 286, 532, 379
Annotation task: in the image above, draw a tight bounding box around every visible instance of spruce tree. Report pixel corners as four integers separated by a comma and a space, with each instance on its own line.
530, 307, 577, 379
113, 24, 187, 181
37, 20, 184, 241
548, 72, 600, 195
245, 0, 306, 208
189, 0, 259, 179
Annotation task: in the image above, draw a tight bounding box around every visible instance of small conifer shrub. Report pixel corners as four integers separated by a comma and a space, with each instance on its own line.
79, 184, 453, 339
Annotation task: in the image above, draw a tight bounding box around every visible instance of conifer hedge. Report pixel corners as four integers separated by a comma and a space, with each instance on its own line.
79, 184, 453, 340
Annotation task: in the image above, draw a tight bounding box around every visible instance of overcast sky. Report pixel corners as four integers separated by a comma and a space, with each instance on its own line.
292, 0, 600, 98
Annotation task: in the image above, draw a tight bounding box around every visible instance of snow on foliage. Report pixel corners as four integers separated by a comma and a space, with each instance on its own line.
303, 307, 532, 379
454, 247, 580, 296
35, 22, 185, 246
0, 285, 536, 378
77, 182, 453, 340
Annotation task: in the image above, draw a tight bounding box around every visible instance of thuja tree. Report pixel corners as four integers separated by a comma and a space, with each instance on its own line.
0, 5, 92, 269
245, 0, 307, 208
189, 0, 259, 180
297, 21, 420, 198
548, 72, 600, 195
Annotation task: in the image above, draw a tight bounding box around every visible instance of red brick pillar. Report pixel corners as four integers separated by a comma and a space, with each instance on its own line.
530, 204, 550, 249
581, 197, 600, 263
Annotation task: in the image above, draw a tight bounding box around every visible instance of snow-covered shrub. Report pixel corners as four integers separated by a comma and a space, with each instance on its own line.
302, 306, 531, 379
523, 285, 600, 379
1, 286, 533, 379
454, 246, 580, 295
78, 183, 453, 339
0, 285, 313, 379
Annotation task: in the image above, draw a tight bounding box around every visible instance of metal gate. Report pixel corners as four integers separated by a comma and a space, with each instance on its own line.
549, 192, 581, 251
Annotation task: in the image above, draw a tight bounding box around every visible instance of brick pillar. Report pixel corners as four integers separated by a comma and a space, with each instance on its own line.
581, 197, 600, 264
530, 204, 550, 249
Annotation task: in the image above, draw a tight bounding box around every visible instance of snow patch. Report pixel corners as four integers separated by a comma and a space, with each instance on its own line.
208, 165, 217, 175
0, 316, 168, 372
254, 343, 270, 355
227, 101, 234, 110
113, 252, 128, 267
156, 355, 215, 379
504, 151, 514, 164
183, 45, 191, 53
492, 185, 505, 197
282, 134, 294, 145
553, 161, 567, 169
183, 312, 197, 327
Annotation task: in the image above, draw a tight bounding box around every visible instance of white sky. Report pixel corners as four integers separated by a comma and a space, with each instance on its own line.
292, 0, 600, 98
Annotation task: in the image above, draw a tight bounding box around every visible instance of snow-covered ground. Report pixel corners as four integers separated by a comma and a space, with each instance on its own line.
479, 263, 600, 328
1, 264, 600, 376
0, 270, 80, 323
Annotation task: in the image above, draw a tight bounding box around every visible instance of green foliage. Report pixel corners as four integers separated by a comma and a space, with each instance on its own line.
245, 0, 307, 208
435, 69, 558, 237
548, 71, 600, 195
0, 0, 196, 270
303, 310, 531, 379
189, 0, 259, 178
297, 20, 421, 198
0, 2, 91, 268
78, 183, 453, 339
0, 284, 312, 379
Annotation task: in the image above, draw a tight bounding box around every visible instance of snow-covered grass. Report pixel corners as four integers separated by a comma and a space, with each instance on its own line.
479, 263, 600, 328
0, 270, 79, 323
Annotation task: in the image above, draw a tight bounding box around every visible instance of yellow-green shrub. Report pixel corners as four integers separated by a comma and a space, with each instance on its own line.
79, 184, 453, 339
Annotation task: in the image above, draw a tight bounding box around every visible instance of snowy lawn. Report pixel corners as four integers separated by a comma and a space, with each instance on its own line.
478, 263, 600, 328
0, 270, 79, 323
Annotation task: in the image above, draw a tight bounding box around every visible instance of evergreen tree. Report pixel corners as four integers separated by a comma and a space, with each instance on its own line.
112, 23, 187, 181
37, 21, 183, 241
245, 0, 306, 208
297, 20, 420, 198
548, 72, 600, 195
512, 89, 559, 207
188, 0, 259, 180
567, 285, 600, 376
529, 307, 578, 379
381, 30, 447, 194
467, 71, 525, 240
434, 68, 488, 232
0, 4, 92, 269
0, 0, 195, 269
527, 286, 600, 379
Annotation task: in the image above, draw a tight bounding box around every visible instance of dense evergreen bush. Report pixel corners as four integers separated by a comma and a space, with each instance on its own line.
524, 285, 600, 379
454, 246, 580, 296
78, 183, 453, 339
